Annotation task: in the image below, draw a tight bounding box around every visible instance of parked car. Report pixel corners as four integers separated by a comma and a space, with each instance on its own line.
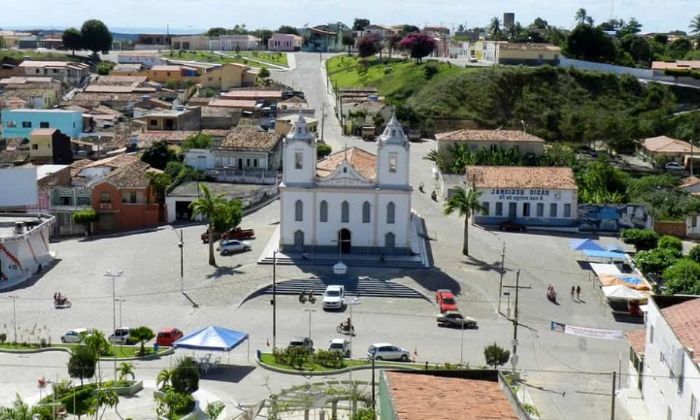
61, 328, 88, 343
499, 220, 526, 232
367, 343, 410, 361
201, 227, 255, 243
156, 328, 184, 347
288, 337, 314, 352
218, 239, 251, 255
328, 338, 351, 358
108, 327, 132, 345
665, 161, 685, 171
435, 289, 458, 313
436, 311, 478, 329
322, 285, 345, 310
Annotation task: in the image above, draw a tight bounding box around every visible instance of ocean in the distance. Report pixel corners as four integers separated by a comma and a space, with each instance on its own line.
0, 25, 204, 35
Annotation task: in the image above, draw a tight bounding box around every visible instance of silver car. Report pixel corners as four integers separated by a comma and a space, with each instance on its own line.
367, 343, 410, 361
218, 239, 251, 255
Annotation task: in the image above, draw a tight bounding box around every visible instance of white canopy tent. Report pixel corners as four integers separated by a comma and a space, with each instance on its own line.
601, 285, 648, 302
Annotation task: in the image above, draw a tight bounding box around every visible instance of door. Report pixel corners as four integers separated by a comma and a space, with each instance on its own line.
294, 230, 304, 252
508, 202, 517, 219
339, 229, 351, 254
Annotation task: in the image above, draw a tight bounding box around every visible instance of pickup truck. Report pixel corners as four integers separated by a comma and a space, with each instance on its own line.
201, 227, 255, 243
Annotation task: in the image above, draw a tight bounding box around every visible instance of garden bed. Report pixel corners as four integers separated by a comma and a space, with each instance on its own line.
0, 342, 171, 359
257, 351, 427, 375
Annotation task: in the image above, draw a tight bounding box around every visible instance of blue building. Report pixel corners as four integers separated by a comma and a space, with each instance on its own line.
1, 109, 83, 139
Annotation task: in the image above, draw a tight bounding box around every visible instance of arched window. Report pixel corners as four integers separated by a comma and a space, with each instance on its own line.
385, 232, 395, 249
320, 200, 328, 222
362, 201, 371, 223
386, 202, 395, 224
295, 200, 303, 222
341, 201, 350, 223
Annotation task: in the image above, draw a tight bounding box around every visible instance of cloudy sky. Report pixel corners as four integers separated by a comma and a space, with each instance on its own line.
0, 0, 696, 33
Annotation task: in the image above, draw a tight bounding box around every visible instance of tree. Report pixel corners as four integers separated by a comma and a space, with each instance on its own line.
635, 247, 679, 276
130, 326, 155, 355
62, 28, 82, 56
663, 259, 700, 295
317, 143, 332, 159
212, 199, 243, 233
141, 141, 178, 170
156, 368, 172, 391
206, 27, 228, 37
258, 67, 271, 80
689, 14, 700, 37
189, 184, 229, 266
82, 330, 110, 357
488, 17, 503, 40
565, 24, 617, 63
68, 345, 97, 386
575, 8, 589, 26
0, 394, 32, 419
658, 235, 683, 253
444, 186, 485, 256
91, 389, 118, 420
117, 362, 135, 381
147, 172, 172, 203
353, 18, 370, 32
72, 208, 98, 235
181, 132, 212, 152
621, 35, 651, 65
342, 32, 356, 55
668, 38, 692, 59
80, 19, 112, 56
619, 18, 643, 37
171, 356, 199, 394
689, 245, 700, 263
387, 33, 403, 57
483, 343, 510, 369
277, 25, 299, 35
357, 33, 381, 58
621, 228, 659, 251
399, 33, 437, 63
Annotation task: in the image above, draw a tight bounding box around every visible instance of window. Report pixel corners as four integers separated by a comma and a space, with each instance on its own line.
100, 191, 111, 203
693, 216, 698, 228
294, 151, 303, 169
246, 158, 251, 167
253, 159, 258, 168
389, 155, 397, 173
650, 325, 654, 343
22, 121, 32, 128
536, 203, 544, 217
6, 121, 16, 128
341, 201, 349, 223
482, 202, 489, 216
550, 203, 557, 218
523, 203, 530, 217
129, 192, 137, 203
319, 200, 328, 222
386, 202, 395, 224
39, 122, 49, 128
295, 200, 303, 222
77, 196, 91, 206
31, 144, 38, 150
495, 202, 503, 216
691, 394, 696, 417
362, 201, 371, 223
149, 119, 158, 126
564, 204, 572, 218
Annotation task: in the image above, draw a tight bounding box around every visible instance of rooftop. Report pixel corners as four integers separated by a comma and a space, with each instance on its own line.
151, 65, 188, 72
221, 90, 283, 99
642, 135, 692, 153
208, 99, 258, 109
0, 76, 58, 85
651, 60, 700, 71
499, 42, 561, 51
436, 129, 545, 143
660, 297, 700, 364
218, 127, 282, 152
95, 160, 153, 189
384, 371, 518, 420
465, 166, 578, 190
626, 329, 646, 356
169, 181, 264, 198
36, 164, 69, 180
680, 176, 700, 189
31, 128, 57, 136
19, 61, 89, 70
317, 147, 377, 180
81, 153, 140, 171
69, 159, 93, 177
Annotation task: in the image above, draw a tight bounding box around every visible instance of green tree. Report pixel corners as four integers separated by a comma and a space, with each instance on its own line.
352, 18, 370, 32
658, 235, 683, 253
80, 19, 113, 57
342, 33, 356, 55
141, 141, 178, 170
72, 208, 98, 235
181, 132, 212, 152
488, 17, 503, 40
668, 38, 692, 59
189, 184, 229, 266
663, 259, 700, 295
575, 161, 628, 204
67, 345, 97, 386
317, 143, 332, 159
212, 199, 243, 233
483, 343, 510, 368
91, 389, 118, 420
130, 326, 155, 355
206, 27, 228, 37
621, 228, 659, 251
147, 172, 172, 203
444, 186, 485, 256
82, 330, 110, 357
565, 24, 617, 63
619, 18, 643, 37
689, 245, 700, 263
0, 394, 32, 420
620, 35, 651, 66
156, 368, 172, 391
690, 15, 700, 39
258, 67, 271, 79
357, 33, 381, 58
171, 357, 199, 394
575, 8, 589, 25
277, 25, 299, 35
635, 247, 680, 276
117, 362, 135, 381
62, 27, 82, 56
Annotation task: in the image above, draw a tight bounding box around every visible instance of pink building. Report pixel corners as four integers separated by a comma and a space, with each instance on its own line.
268, 33, 303, 52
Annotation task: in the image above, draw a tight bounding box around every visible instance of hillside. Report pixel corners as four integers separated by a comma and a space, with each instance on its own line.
327, 56, 688, 151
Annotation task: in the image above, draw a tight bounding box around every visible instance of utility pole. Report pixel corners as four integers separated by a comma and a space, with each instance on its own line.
304, 308, 316, 340
611, 371, 616, 420
503, 270, 530, 373
10, 296, 17, 343
371, 356, 376, 416
115, 298, 126, 327
104, 270, 123, 381
497, 243, 505, 315
272, 249, 277, 351
321, 102, 325, 141
178, 229, 184, 294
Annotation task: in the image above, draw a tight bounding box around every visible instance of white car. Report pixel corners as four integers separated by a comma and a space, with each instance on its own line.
108, 327, 131, 344
218, 239, 251, 255
61, 328, 88, 343
322, 285, 345, 310
367, 343, 410, 361
329, 338, 351, 358
665, 161, 685, 171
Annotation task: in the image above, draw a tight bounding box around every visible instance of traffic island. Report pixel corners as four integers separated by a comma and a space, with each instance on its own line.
256, 350, 428, 376
0, 343, 173, 360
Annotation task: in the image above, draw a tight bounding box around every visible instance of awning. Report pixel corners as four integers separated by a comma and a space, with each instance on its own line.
590, 263, 622, 277
173, 325, 248, 352
606, 244, 626, 253
570, 239, 606, 252
602, 285, 649, 301
583, 250, 629, 261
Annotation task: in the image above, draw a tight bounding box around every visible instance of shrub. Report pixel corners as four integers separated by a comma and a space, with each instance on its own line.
60, 387, 94, 415
423, 63, 439, 80
258, 67, 270, 78
286, 346, 311, 369
689, 245, 700, 263
663, 258, 700, 295
658, 235, 683, 253
72, 209, 98, 234
171, 356, 199, 394
635, 247, 680, 275
483, 343, 510, 369
205, 401, 226, 419
0, 333, 6, 344
156, 389, 195, 418
317, 143, 332, 159
314, 349, 344, 368
620, 228, 659, 251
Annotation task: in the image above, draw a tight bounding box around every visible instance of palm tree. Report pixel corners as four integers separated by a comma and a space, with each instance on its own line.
575, 8, 588, 25
189, 184, 228, 266
489, 17, 502, 40
157, 368, 172, 391
0, 394, 32, 419
117, 362, 135, 381
691, 14, 700, 45
443, 186, 485, 256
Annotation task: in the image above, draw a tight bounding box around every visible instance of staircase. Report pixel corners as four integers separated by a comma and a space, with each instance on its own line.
252, 276, 428, 300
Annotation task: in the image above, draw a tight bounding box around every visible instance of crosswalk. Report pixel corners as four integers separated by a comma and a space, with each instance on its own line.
254, 276, 427, 300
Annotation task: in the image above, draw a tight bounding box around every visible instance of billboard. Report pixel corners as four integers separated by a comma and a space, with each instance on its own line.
0, 167, 38, 207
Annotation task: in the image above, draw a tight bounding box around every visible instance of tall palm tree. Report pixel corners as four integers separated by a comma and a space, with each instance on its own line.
443, 186, 486, 256
691, 15, 700, 46
575, 8, 588, 25
189, 184, 228, 266
489, 17, 502, 40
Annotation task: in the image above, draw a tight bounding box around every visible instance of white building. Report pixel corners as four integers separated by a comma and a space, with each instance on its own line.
0, 213, 54, 285
116, 52, 164, 68
463, 166, 578, 227
279, 114, 414, 255
633, 296, 700, 420
18, 61, 90, 86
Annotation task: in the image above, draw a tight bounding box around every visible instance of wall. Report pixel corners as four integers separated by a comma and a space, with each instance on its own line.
472, 187, 578, 227
0, 215, 54, 283
437, 139, 544, 157
577, 204, 652, 232
2, 110, 83, 139
0, 167, 38, 207
91, 182, 159, 232
654, 220, 686, 238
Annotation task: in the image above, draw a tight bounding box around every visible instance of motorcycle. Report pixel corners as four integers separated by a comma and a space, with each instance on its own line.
431, 191, 438, 201
546, 285, 557, 303
54, 293, 72, 309
336, 321, 355, 335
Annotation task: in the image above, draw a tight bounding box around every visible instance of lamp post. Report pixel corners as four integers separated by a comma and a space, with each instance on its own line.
9, 296, 17, 343
346, 296, 361, 381
115, 298, 126, 327
178, 229, 184, 294
104, 270, 123, 381
460, 319, 465, 365
272, 249, 277, 351
303, 308, 316, 341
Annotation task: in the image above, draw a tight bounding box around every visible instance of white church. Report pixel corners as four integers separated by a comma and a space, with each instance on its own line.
278, 114, 419, 257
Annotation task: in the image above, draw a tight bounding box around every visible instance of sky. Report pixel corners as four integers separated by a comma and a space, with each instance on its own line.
0, 0, 697, 34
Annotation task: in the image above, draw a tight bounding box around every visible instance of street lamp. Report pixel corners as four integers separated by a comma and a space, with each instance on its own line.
104, 269, 123, 381
9, 296, 17, 343
115, 298, 126, 327
178, 229, 184, 294
346, 296, 361, 382
303, 308, 316, 340
272, 249, 278, 351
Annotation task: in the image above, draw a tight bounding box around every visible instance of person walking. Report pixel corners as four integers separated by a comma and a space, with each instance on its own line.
570, 286, 575, 300
576, 285, 581, 300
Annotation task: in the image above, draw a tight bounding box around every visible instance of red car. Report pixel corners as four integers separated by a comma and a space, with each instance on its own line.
156, 328, 183, 347
435, 289, 459, 313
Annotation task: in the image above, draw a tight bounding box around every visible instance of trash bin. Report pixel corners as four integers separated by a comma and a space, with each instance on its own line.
153, 343, 160, 353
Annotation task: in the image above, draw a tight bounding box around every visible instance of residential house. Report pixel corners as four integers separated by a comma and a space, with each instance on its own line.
136, 107, 201, 131
2, 109, 83, 139
171, 35, 210, 51
38, 37, 63, 50
111, 63, 145, 76
147, 65, 199, 84
302, 25, 346, 52
0, 76, 63, 108
88, 160, 161, 232
275, 115, 318, 136
379, 370, 526, 420
27, 164, 72, 213
220, 89, 284, 103
363, 24, 397, 40
116, 51, 164, 68
201, 107, 240, 130
134, 34, 172, 50
641, 135, 694, 163
17, 36, 39, 49
18, 61, 90, 86
210, 35, 261, 51
651, 60, 700, 76
200, 63, 257, 91
207, 99, 259, 111
276, 96, 312, 116
435, 129, 545, 158
268, 33, 303, 51
497, 43, 561, 66
28, 128, 72, 164
74, 153, 140, 183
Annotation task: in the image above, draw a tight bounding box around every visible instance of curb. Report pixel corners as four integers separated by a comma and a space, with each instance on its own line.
0, 346, 173, 360
255, 351, 421, 376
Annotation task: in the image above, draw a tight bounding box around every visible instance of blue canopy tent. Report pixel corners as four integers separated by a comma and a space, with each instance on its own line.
583, 249, 629, 262
570, 239, 606, 252
173, 326, 250, 365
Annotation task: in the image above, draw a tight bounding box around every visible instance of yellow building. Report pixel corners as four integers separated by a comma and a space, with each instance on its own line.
147, 65, 200, 84
200, 63, 258, 90
29, 128, 72, 164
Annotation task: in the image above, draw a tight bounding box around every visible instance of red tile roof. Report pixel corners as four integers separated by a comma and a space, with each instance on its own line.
661, 298, 700, 363
436, 129, 545, 143
626, 329, 646, 356
465, 166, 577, 190
385, 372, 518, 420
316, 147, 376, 180
642, 136, 692, 154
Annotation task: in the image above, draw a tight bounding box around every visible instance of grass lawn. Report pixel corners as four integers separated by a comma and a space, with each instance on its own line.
161, 50, 287, 67
0, 342, 164, 358
326, 55, 469, 99
259, 352, 422, 372
0, 49, 83, 62
238, 51, 288, 66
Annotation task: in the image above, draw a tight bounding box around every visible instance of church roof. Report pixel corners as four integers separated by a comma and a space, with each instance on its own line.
317, 147, 377, 180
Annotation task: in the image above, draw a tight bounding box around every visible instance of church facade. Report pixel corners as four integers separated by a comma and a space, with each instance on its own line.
279, 114, 413, 255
